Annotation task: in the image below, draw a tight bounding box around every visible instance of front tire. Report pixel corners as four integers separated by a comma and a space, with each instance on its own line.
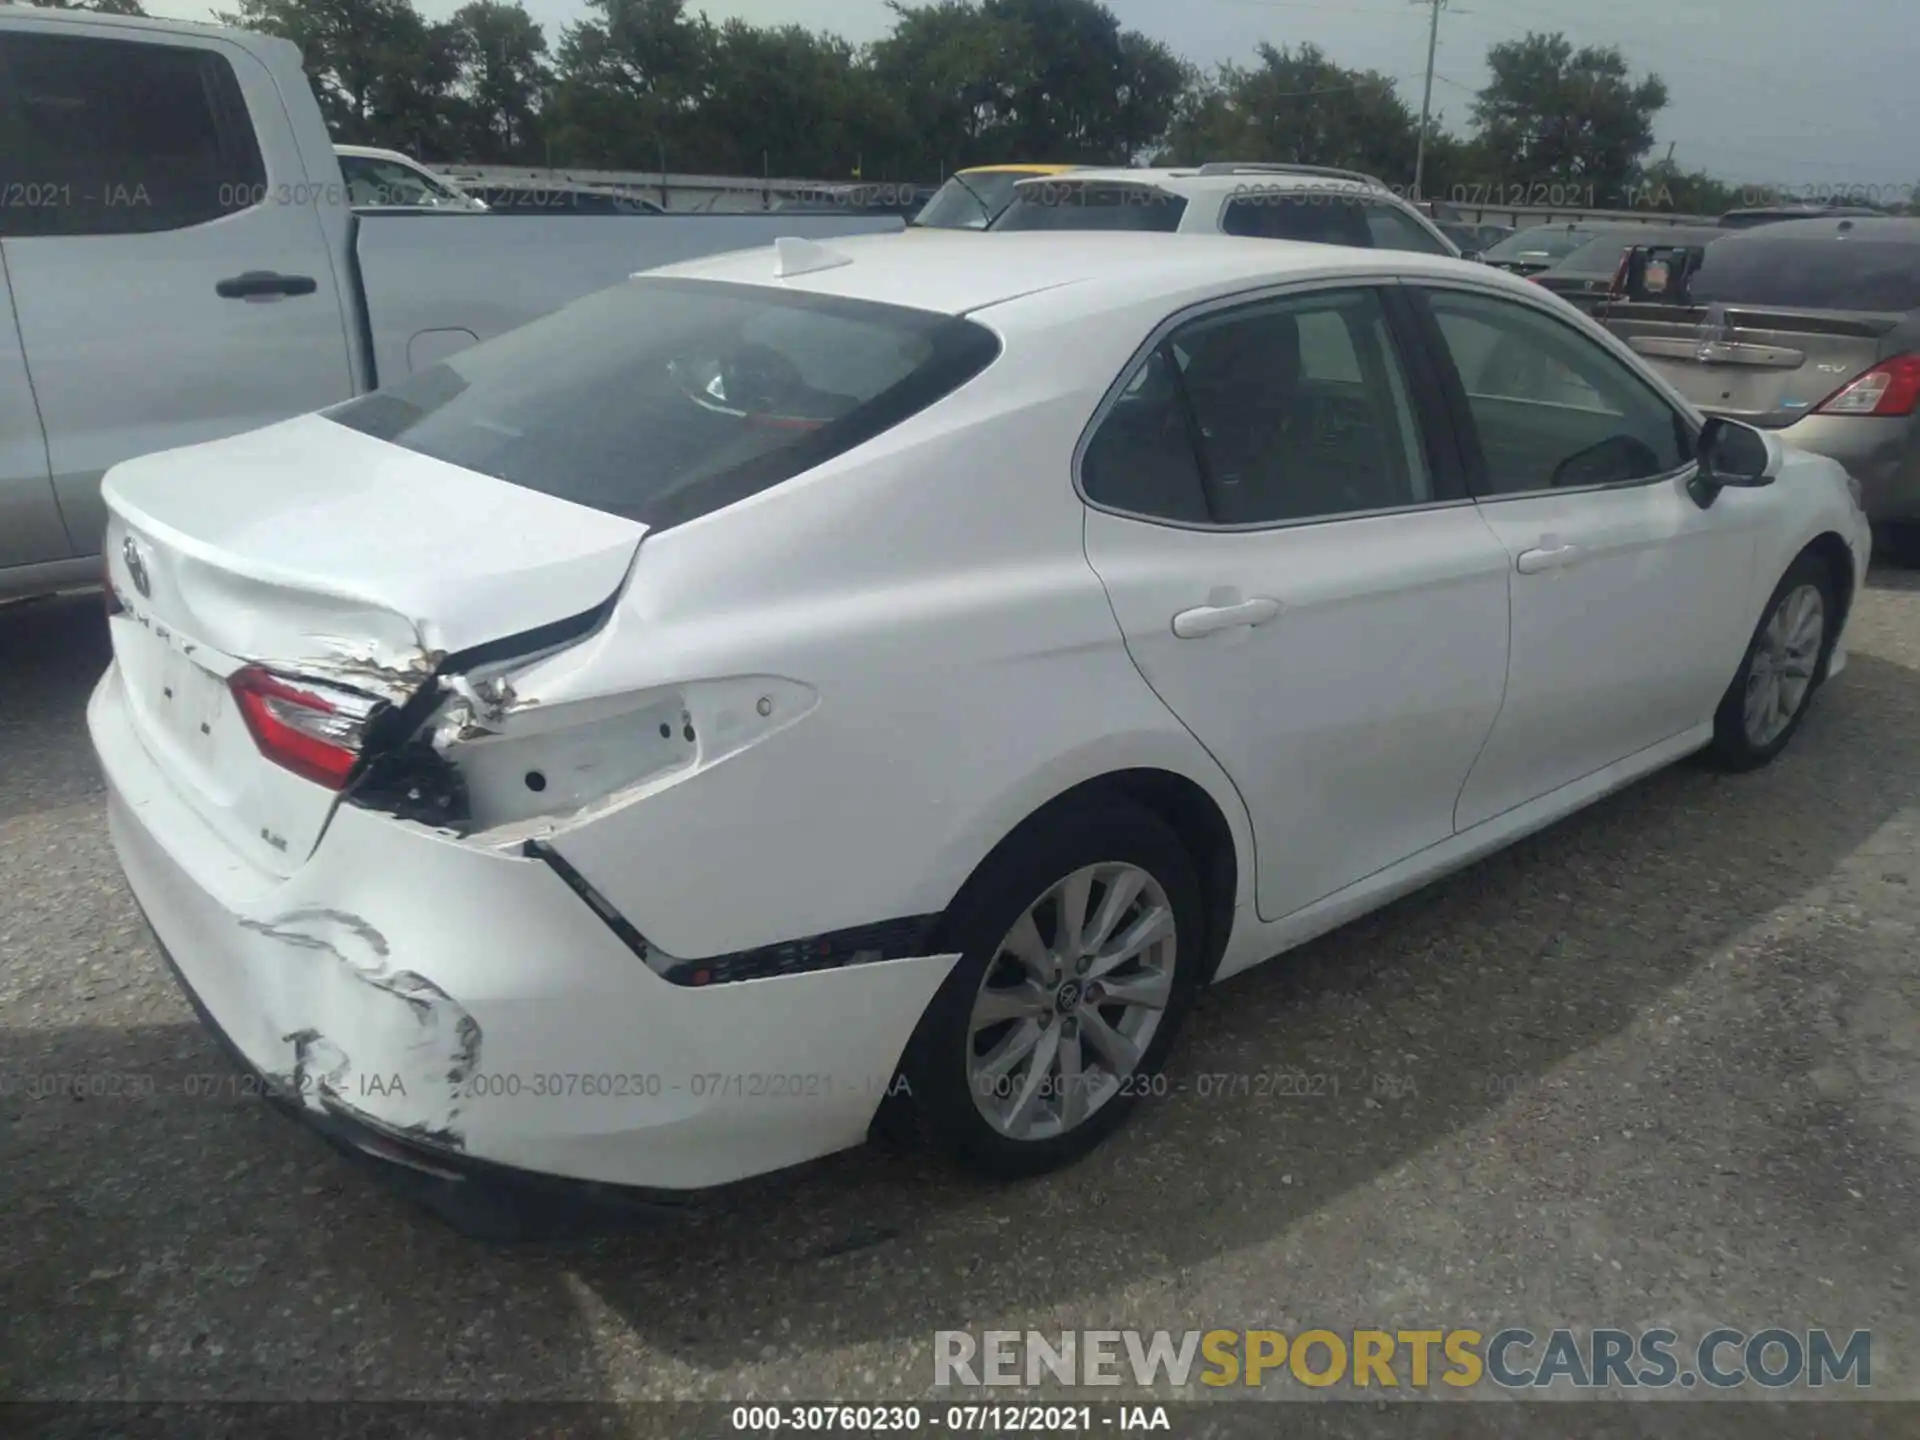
1705, 551, 1836, 772
901, 800, 1206, 1180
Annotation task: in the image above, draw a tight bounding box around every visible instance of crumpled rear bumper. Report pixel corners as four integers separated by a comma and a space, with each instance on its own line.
142, 920, 696, 1238
91, 662, 959, 1212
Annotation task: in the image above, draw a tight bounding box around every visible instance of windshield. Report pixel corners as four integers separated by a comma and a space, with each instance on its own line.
1688, 237, 1920, 311
992, 183, 1188, 232
339, 154, 469, 208
1481, 227, 1595, 263
1551, 231, 1654, 272
324, 279, 1002, 531
915, 172, 1026, 229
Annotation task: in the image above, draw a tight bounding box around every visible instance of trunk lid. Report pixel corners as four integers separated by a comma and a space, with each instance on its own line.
1603, 302, 1901, 427
102, 413, 645, 876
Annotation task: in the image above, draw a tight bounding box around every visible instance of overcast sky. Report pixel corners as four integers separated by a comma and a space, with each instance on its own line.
145, 0, 1917, 190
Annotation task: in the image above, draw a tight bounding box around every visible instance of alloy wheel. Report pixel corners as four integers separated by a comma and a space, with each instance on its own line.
964, 862, 1177, 1141
1743, 582, 1825, 748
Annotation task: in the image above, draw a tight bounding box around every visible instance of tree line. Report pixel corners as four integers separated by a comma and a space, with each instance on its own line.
24, 0, 1900, 212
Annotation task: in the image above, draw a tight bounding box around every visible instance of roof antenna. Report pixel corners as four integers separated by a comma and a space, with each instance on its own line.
774, 236, 853, 278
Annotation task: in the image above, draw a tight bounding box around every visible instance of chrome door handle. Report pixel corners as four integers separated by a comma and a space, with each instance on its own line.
1171, 597, 1281, 638
1516, 543, 1582, 574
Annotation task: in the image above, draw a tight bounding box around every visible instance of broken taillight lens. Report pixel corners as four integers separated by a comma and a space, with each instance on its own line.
1813, 354, 1920, 418
229, 665, 375, 790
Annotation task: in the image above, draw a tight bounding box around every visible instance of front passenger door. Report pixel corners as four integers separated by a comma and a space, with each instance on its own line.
1081, 284, 1513, 923
1408, 285, 1764, 830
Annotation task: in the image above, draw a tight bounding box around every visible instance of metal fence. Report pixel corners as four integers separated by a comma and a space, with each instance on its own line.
433, 164, 859, 213
430, 163, 1728, 228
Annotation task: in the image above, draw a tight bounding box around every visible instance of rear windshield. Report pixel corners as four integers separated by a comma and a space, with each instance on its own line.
1688, 238, 1920, 311
993, 183, 1188, 232
915, 172, 1024, 229
1481, 227, 1594, 263
324, 278, 1001, 531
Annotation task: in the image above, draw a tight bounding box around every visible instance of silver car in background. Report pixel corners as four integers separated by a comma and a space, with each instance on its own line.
1603, 217, 1920, 558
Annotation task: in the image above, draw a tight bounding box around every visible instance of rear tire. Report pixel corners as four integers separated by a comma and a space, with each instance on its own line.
900, 800, 1206, 1180
1704, 551, 1837, 772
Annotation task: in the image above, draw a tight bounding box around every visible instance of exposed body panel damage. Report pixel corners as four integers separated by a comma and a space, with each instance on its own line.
238, 907, 481, 1147
345, 624, 824, 849
289, 638, 446, 711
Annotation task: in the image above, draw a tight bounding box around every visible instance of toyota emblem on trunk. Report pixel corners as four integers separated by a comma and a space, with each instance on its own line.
122, 535, 151, 598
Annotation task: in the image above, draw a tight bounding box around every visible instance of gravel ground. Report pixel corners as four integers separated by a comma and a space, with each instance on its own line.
4, 576, 1920, 1418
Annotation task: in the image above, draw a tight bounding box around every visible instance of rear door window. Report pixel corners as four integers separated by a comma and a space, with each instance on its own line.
325, 278, 1002, 531
1083, 287, 1436, 526
0, 30, 266, 237
1223, 194, 1371, 247
1362, 204, 1452, 255
1220, 191, 1449, 254
993, 183, 1187, 232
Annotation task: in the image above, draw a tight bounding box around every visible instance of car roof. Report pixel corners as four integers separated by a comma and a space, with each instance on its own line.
1016, 166, 1376, 194
1505, 222, 1611, 237
1567, 224, 1727, 249
334, 145, 417, 163
959, 164, 1079, 176
0, 3, 245, 39
1717, 215, 1920, 242
1546, 225, 1727, 270
644, 229, 1523, 321
1721, 205, 1886, 220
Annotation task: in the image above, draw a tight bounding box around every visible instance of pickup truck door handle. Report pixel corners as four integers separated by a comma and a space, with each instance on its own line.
1172, 597, 1282, 639
215, 271, 318, 301
1516, 542, 1582, 575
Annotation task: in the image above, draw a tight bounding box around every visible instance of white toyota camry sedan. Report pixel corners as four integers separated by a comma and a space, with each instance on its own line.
91, 230, 1871, 1220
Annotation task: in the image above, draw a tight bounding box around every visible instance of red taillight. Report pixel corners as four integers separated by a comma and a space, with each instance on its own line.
228, 665, 370, 790
1813, 353, 1920, 418
1608, 252, 1630, 297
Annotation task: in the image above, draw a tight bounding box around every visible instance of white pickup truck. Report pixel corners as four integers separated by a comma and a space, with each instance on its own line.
0, 6, 902, 600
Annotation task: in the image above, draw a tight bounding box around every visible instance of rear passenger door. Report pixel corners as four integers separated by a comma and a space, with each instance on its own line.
0, 22, 354, 562
1080, 283, 1513, 923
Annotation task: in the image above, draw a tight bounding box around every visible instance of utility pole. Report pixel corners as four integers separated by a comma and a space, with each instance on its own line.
1412, 0, 1445, 203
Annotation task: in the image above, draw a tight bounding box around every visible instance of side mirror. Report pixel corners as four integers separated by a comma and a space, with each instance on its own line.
1691, 416, 1779, 506
1698, 416, 1774, 485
